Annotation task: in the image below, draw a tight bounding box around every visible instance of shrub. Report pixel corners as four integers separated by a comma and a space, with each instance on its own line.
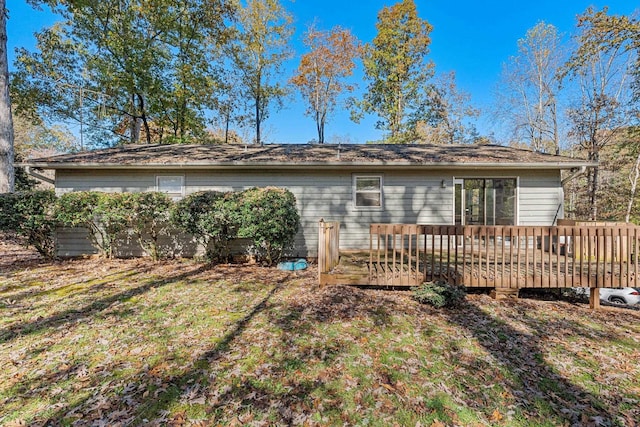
127, 192, 173, 261
0, 190, 58, 258
236, 187, 300, 265
171, 191, 239, 262
95, 193, 132, 258
412, 281, 466, 308
56, 191, 130, 258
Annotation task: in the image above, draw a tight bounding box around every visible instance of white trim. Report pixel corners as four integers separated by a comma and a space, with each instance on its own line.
515, 176, 520, 226
156, 175, 185, 200
352, 174, 384, 211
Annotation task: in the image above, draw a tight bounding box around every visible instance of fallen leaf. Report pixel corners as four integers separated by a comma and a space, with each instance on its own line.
490, 409, 503, 422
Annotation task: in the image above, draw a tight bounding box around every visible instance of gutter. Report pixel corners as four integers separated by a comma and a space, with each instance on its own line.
25, 166, 55, 185
561, 165, 587, 185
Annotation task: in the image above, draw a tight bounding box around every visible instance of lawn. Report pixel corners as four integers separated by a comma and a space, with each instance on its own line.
1, 241, 640, 426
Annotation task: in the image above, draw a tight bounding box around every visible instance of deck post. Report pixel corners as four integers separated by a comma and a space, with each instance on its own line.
589, 287, 600, 310
490, 288, 519, 300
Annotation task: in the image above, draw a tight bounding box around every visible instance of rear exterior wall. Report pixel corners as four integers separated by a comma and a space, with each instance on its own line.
54, 168, 563, 257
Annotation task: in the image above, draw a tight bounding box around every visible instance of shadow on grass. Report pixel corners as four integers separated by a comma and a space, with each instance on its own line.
3, 266, 154, 306
29, 280, 405, 425
444, 299, 619, 425
14, 274, 636, 425
0, 263, 209, 344
27, 273, 290, 425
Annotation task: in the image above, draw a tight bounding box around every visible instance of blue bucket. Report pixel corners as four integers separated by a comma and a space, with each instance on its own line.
278, 259, 308, 271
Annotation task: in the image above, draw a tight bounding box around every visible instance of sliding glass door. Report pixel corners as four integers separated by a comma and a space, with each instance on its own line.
454, 178, 517, 225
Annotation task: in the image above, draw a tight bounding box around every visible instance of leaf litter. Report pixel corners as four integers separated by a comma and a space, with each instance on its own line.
1, 241, 639, 426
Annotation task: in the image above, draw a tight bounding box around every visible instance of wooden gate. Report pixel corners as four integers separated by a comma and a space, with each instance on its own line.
318, 220, 340, 284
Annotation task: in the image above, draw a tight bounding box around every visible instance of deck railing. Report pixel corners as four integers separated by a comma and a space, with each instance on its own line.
369, 224, 425, 286
369, 223, 640, 288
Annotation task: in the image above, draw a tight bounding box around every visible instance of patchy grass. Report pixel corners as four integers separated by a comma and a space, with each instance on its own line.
1, 244, 640, 426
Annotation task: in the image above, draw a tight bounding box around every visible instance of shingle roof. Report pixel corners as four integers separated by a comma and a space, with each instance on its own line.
23, 143, 595, 170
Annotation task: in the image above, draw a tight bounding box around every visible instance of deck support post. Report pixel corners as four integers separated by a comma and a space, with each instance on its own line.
589, 288, 600, 310
490, 288, 519, 300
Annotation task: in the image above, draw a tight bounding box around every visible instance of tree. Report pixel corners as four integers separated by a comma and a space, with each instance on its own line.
211, 68, 244, 144
12, 105, 77, 190
569, 8, 640, 101
0, 0, 14, 193
229, 0, 293, 145
356, 0, 435, 143
620, 129, 640, 222
417, 71, 479, 144
13, 0, 233, 147
290, 25, 360, 144
496, 22, 565, 154
151, 0, 234, 143
564, 7, 637, 220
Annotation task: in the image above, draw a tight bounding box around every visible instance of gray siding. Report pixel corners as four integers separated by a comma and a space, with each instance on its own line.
55, 167, 562, 257
518, 172, 563, 225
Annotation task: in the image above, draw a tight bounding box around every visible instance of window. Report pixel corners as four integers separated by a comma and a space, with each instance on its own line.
156, 175, 184, 200
354, 175, 383, 209
454, 178, 517, 225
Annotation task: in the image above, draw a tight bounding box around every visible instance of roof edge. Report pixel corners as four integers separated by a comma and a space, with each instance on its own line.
18, 161, 598, 170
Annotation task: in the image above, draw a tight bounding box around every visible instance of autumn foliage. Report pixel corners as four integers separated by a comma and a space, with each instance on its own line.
291, 25, 360, 143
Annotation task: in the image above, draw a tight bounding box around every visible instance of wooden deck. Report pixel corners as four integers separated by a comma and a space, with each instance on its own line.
319, 222, 640, 290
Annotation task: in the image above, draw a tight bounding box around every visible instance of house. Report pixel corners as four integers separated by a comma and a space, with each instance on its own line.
22, 143, 595, 257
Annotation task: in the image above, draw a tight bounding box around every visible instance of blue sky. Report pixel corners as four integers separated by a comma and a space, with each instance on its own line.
6, 0, 639, 145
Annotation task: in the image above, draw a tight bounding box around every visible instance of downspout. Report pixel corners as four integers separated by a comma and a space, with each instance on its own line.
25, 166, 55, 185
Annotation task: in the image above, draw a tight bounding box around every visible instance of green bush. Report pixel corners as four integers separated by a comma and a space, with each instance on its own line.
412, 281, 466, 308
169, 187, 299, 264
171, 191, 239, 262
95, 192, 132, 258
236, 187, 300, 265
0, 190, 58, 259
127, 192, 173, 261
56, 191, 130, 258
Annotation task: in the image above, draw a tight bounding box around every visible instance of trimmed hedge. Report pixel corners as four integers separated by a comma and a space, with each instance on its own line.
56, 191, 127, 258
0, 190, 58, 259
171, 191, 239, 262
128, 192, 173, 261
171, 188, 300, 264
236, 187, 300, 265
4, 187, 300, 263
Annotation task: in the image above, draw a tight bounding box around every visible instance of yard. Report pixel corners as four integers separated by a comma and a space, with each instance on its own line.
1, 240, 640, 426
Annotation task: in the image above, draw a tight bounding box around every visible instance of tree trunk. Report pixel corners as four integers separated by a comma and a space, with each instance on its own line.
255, 91, 261, 145
317, 110, 325, 144
589, 151, 599, 221
0, 1, 14, 193
224, 109, 230, 144
254, 68, 262, 146
129, 94, 139, 144
136, 93, 151, 144
625, 151, 640, 223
